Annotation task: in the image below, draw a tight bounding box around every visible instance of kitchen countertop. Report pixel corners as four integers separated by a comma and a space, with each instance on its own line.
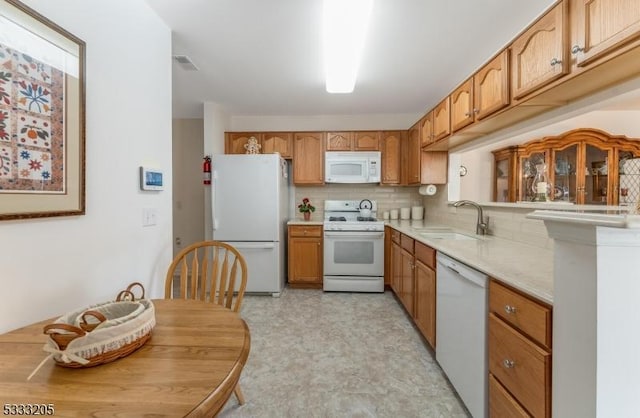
386, 220, 554, 305
287, 220, 324, 226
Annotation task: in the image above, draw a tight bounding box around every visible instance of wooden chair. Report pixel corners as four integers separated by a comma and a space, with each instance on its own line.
164, 240, 248, 405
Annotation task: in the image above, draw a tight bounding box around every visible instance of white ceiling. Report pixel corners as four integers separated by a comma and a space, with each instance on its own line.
145, 0, 558, 119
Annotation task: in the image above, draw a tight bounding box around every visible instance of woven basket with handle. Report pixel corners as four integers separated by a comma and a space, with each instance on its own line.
30, 283, 155, 376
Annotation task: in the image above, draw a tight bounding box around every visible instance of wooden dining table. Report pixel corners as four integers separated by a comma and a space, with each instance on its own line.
0, 299, 251, 417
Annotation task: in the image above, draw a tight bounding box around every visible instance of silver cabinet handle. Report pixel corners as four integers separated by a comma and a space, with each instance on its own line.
504, 305, 517, 314
503, 359, 515, 369
550, 58, 562, 66
571, 45, 584, 55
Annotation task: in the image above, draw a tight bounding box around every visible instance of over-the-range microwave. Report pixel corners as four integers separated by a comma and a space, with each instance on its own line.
325, 151, 381, 184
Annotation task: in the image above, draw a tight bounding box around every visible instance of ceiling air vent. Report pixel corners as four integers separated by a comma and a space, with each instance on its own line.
172, 55, 199, 71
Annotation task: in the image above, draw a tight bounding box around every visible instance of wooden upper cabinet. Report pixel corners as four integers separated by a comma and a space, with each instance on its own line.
573, 0, 640, 67
420, 111, 434, 147
226, 132, 258, 154
327, 131, 379, 150
326, 132, 353, 151
432, 98, 451, 141
293, 132, 324, 185
262, 132, 292, 158
421, 151, 448, 185
511, 1, 569, 100
474, 50, 510, 120
450, 78, 474, 132
381, 131, 402, 185
406, 123, 421, 185
354, 131, 380, 150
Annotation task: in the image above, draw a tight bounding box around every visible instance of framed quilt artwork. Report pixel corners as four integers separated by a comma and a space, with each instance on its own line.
0, 0, 85, 220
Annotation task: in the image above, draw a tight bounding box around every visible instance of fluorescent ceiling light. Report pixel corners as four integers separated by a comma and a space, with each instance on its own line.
323, 0, 373, 94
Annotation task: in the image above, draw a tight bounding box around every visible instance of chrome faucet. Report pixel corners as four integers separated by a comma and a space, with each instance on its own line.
453, 200, 489, 235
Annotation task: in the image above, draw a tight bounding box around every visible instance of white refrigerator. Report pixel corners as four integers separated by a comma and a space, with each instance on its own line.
211, 154, 290, 296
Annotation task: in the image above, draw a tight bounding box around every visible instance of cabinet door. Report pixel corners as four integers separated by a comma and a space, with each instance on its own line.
492, 146, 519, 202
391, 241, 402, 294
552, 143, 579, 203
420, 111, 434, 147
406, 123, 421, 185
293, 132, 324, 185
384, 226, 392, 286
414, 260, 436, 349
450, 78, 474, 132
584, 142, 614, 205
474, 50, 510, 120
420, 152, 448, 185
574, 0, 640, 67
226, 132, 259, 154
400, 248, 415, 316
511, 2, 568, 100
326, 132, 353, 151
288, 236, 322, 284
381, 131, 402, 184
262, 132, 292, 158
432, 98, 451, 141
354, 131, 380, 151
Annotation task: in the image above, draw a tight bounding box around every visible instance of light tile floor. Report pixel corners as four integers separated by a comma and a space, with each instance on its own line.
220, 288, 470, 418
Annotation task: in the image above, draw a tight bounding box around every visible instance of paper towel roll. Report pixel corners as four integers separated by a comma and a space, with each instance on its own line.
419, 184, 437, 196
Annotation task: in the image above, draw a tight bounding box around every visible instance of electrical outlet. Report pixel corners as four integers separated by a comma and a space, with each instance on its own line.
175, 237, 182, 246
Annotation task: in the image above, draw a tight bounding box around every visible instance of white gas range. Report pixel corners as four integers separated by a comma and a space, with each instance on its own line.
323, 200, 385, 292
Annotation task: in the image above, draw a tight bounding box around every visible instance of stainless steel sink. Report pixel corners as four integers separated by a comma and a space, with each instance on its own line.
419, 231, 478, 241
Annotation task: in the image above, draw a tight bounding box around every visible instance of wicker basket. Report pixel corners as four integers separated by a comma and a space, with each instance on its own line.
29, 283, 155, 378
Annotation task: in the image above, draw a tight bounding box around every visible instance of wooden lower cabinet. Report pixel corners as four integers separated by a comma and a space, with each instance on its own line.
287, 225, 323, 287
488, 279, 552, 418
413, 241, 436, 349
398, 234, 415, 315
389, 229, 436, 349
489, 374, 531, 417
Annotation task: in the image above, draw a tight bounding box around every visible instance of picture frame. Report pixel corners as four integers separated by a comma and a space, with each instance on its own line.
0, 0, 85, 220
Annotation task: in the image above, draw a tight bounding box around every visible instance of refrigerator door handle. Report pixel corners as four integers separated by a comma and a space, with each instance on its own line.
231, 243, 276, 250
212, 170, 218, 230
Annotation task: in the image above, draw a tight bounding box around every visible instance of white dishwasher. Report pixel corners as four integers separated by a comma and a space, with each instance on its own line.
436, 252, 488, 418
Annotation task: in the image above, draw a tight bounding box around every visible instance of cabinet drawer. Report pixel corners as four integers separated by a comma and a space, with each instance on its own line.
289, 225, 322, 238
489, 280, 552, 348
489, 313, 550, 418
400, 234, 414, 253
489, 373, 531, 418
414, 241, 435, 269
391, 229, 401, 244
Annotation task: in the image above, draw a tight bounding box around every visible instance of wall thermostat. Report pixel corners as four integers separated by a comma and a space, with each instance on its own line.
140, 166, 164, 191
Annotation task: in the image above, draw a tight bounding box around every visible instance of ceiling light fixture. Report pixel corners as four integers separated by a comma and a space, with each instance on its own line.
323, 0, 373, 94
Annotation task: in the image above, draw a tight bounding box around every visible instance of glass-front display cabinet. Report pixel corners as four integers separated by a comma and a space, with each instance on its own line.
492, 128, 640, 206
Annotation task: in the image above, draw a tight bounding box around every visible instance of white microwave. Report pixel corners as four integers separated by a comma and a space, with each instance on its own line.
325, 151, 381, 184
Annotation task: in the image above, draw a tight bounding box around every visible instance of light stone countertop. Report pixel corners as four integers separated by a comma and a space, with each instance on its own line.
386, 220, 554, 305
287, 220, 324, 226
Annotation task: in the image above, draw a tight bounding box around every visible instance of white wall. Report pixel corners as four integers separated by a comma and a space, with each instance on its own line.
0, 0, 173, 333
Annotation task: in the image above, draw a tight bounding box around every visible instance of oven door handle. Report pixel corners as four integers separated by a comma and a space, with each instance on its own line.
324, 232, 384, 239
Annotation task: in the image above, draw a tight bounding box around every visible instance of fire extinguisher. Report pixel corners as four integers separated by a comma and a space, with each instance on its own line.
203, 156, 211, 185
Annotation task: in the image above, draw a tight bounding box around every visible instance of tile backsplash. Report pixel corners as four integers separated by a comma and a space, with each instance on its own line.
293, 183, 552, 250
293, 184, 422, 220
422, 189, 553, 250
